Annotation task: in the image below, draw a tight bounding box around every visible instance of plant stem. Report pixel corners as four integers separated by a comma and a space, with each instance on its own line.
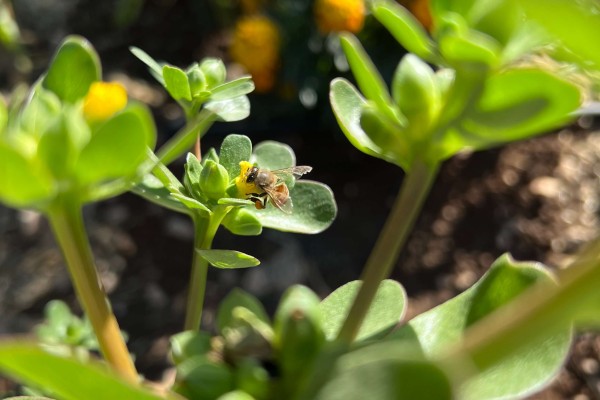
47, 199, 137, 382
336, 160, 439, 343
184, 207, 229, 330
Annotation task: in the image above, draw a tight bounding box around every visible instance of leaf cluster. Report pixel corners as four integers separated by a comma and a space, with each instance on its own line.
0, 36, 156, 209
331, 0, 582, 171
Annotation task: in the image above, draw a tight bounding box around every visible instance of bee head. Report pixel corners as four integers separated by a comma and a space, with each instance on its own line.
246, 166, 259, 183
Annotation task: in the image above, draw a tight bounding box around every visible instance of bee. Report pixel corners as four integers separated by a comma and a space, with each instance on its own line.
244, 165, 313, 213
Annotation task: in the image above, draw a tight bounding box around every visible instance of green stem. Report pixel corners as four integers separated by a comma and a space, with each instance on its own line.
47, 198, 137, 382
184, 207, 229, 330
336, 160, 439, 343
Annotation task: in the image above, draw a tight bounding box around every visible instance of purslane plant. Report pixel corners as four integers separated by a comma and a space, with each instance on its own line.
0, 0, 600, 399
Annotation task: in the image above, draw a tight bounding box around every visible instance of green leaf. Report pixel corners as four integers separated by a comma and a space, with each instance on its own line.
37, 106, 91, 179
218, 198, 254, 207
163, 65, 192, 101
521, 0, 600, 69
175, 356, 234, 400
217, 391, 256, 400
0, 342, 163, 400
42, 36, 101, 103
220, 134, 252, 179
130, 173, 190, 214
339, 34, 397, 121
372, 1, 437, 61
129, 47, 165, 85
210, 77, 255, 101
457, 69, 581, 150
197, 249, 260, 269
205, 96, 250, 122
20, 87, 62, 138
330, 78, 405, 168
254, 181, 336, 234
0, 144, 54, 207
251, 141, 295, 171
76, 103, 156, 185
170, 331, 212, 365
221, 207, 263, 236
216, 288, 270, 334
314, 341, 452, 400
320, 280, 406, 342
0, 96, 7, 133
183, 152, 203, 196
390, 254, 572, 400
171, 193, 211, 215
438, 30, 501, 67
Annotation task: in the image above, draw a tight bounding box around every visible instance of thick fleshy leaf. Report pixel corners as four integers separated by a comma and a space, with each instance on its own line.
216, 288, 270, 334
129, 47, 165, 85
133, 175, 190, 212
253, 181, 336, 234
163, 65, 192, 101
319, 280, 406, 342
0, 144, 54, 207
372, 2, 436, 61
210, 77, 255, 101
0, 342, 162, 400
217, 391, 255, 400
339, 34, 397, 121
390, 254, 572, 400
205, 96, 250, 122
76, 103, 155, 185
521, 0, 600, 69
170, 331, 212, 365
197, 249, 260, 269
170, 193, 211, 216
330, 79, 407, 168
220, 134, 252, 179
42, 36, 101, 103
314, 341, 453, 400
438, 30, 501, 67
175, 356, 234, 400
251, 141, 295, 171
457, 69, 580, 149
37, 109, 90, 179
330, 78, 381, 158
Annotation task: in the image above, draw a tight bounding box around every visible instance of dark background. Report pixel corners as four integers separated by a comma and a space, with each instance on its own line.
1, 0, 599, 398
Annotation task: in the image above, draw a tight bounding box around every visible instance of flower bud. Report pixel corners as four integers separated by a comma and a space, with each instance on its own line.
200, 58, 226, 88
187, 65, 207, 97
222, 208, 262, 236
199, 160, 229, 200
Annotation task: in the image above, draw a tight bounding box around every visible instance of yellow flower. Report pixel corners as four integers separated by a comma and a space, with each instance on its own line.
230, 15, 280, 92
83, 82, 127, 121
236, 161, 260, 198
314, 0, 365, 34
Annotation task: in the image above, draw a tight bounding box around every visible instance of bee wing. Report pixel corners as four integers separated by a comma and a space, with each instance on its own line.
271, 166, 313, 183
263, 185, 293, 214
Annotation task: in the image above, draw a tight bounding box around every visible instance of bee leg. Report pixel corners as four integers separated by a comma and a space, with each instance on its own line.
248, 193, 268, 210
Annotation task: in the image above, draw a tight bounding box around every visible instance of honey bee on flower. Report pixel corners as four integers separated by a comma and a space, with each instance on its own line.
236, 161, 312, 214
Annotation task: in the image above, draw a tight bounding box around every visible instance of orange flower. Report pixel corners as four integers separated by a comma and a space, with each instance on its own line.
314, 0, 365, 34
83, 82, 127, 121
230, 15, 280, 92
